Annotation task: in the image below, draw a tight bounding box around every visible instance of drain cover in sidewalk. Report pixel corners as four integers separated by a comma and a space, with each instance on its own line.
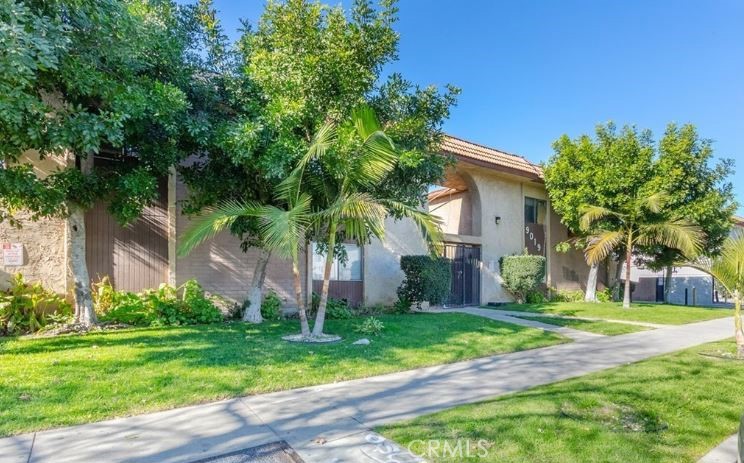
191, 441, 305, 463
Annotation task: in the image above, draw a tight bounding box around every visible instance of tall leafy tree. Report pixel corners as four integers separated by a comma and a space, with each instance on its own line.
545, 124, 655, 301
638, 124, 736, 302
179, 106, 443, 339
580, 192, 704, 308
0, 0, 200, 326
179, 0, 458, 321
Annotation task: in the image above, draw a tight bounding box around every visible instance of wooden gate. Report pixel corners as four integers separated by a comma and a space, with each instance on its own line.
443, 243, 481, 306
85, 170, 168, 292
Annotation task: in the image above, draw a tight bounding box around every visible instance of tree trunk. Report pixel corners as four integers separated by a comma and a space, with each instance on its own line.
292, 255, 310, 337
68, 206, 97, 327
663, 265, 673, 304
312, 222, 337, 337
735, 291, 744, 359
585, 263, 599, 302
612, 257, 623, 301
243, 248, 270, 323
623, 244, 632, 309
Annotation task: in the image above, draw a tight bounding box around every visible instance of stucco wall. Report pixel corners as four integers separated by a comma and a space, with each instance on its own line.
363, 216, 428, 306
174, 180, 305, 307
0, 151, 70, 294
429, 191, 473, 235
547, 208, 594, 291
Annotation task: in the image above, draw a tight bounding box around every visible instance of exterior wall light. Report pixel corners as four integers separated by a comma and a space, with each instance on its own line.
495, 216, 501, 225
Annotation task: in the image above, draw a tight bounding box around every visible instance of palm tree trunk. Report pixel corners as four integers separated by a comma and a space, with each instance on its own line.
663, 265, 673, 304
68, 206, 97, 327
623, 240, 633, 309
244, 248, 270, 323
612, 256, 623, 301
735, 290, 744, 359
585, 263, 599, 302
292, 254, 310, 337
312, 222, 337, 337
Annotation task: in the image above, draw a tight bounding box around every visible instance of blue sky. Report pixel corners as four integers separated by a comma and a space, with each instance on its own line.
190, 0, 744, 214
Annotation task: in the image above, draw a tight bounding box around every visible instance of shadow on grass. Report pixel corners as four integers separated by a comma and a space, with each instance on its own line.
379, 348, 744, 463
0, 312, 565, 437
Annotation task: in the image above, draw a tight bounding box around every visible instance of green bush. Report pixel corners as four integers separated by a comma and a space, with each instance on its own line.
310, 293, 353, 319
354, 316, 384, 336
260, 291, 282, 321
98, 279, 222, 326
326, 297, 353, 319
499, 255, 546, 304
392, 296, 412, 314
597, 287, 613, 303
525, 290, 548, 304
549, 288, 584, 302
0, 274, 72, 335
397, 255, 451, 309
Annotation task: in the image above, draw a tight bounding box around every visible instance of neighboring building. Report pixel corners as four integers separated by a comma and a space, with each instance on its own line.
631, 216, 744, 306
1, 136, 603, 308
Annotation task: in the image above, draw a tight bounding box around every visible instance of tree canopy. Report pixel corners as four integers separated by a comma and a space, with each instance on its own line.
545, 122, 736, 257
0, 0, 201, 224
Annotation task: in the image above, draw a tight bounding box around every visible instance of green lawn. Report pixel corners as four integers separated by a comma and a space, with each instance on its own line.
380, 340, 744, 463
0, 313, 566, 437
513, 315, 651, 336
493, 301, 731, 325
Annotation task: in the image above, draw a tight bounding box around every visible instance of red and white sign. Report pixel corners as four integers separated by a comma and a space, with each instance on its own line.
2, 243, 23, 266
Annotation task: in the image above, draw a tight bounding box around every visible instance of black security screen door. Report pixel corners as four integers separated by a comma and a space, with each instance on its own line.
443, 243, 481, 307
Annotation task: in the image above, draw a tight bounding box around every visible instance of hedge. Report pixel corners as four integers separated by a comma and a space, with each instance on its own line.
499, 255, 546, 304
397, 255, 451, 309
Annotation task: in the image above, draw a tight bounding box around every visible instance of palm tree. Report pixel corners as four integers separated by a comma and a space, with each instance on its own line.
179, 104, 443, 339
579, 192, 704, 308
278, 104, 443, 337
178, 195, 314, 336
691, 230, 744, 357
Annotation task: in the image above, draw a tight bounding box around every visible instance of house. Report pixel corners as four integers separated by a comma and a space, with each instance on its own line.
631, 216, 744, 306
0, 136, 602, 307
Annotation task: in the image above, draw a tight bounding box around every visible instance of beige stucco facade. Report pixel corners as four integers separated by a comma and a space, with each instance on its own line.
2, 137, 604, 308
0, 151, 71, 294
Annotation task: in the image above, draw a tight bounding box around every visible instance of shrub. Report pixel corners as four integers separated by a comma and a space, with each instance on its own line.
98, 279, 222, 326
354, 317, 384, 336
326, 297, 353, 319
309, 293, 353, 319
525, 290, 548, 304
397, 255, 451, 309
499, 255, 546, 304
392, 296, 412, 314
260, 291, 282, 321
597, 287, 613, 303
0, 274, 72, 335
549, 288, 584, 303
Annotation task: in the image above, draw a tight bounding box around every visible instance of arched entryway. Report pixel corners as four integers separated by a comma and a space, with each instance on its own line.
427, 169, 482, 306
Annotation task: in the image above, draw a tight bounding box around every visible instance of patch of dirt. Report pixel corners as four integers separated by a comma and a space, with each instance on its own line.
28, 322, 132, 338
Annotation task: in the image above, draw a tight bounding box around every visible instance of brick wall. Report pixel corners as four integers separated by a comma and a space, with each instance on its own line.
174, 180, 306, 307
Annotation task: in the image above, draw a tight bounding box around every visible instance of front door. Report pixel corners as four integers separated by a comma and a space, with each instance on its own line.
443, 243, 481, 306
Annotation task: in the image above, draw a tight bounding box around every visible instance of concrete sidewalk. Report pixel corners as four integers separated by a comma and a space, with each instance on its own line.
441, 306, 606, 341
1, 315, 734, 463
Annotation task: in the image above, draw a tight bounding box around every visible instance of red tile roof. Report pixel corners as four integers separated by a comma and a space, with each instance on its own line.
441, 135, 544, 181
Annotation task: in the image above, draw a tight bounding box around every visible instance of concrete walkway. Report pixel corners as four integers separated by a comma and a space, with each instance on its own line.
0, 315, 734, 463
480, 307, 669, 328
699, 434, 738, 463
441, 306, 606, 341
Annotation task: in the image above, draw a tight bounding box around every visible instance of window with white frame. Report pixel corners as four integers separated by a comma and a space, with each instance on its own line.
311, 243, 362, 281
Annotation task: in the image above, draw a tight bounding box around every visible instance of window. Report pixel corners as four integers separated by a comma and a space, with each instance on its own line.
524, 197, 547, 225
312, 243, 362, 281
